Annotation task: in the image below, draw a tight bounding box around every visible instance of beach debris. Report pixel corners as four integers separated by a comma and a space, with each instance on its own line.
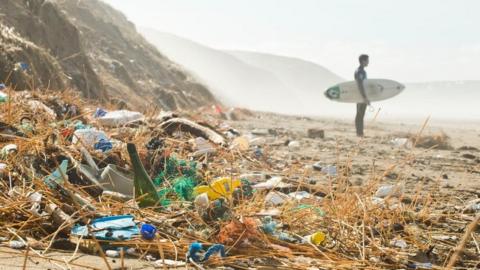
73, 128, 109, 147
194, 178, 241, 200
160, 118, 225, 145
307, 128, 325, 139
390, 137, 413, 148
414, 133, 453, 150
230, 136, 250, 151
140, 223, 157, 240
313, 162, 337, 176
0, 144, 17, 158
9, 240, 26, 249
96, 110, 144, 127
0, 89, 476, 269
0, 91, 7, 102
105, 250, 120, 258
251, 128, 270, 136
217, 217, 258, 245
153, 259, 186, 267
265, 191, 289, 206
71, 215, 139, 241
375, 184, 404, 198
288, 140, 301, 150
128, 143, 162, 207
252, 176, 292, 189
192, 137, 216, 156
303, 231, 326, 246
289, 191, 313, 200
390, 239, 408, 249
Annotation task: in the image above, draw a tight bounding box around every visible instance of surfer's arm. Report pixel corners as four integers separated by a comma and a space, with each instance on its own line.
356, 79, 370, 105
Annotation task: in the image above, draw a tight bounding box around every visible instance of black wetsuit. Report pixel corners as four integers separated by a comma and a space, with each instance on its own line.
354, 66, 367, 136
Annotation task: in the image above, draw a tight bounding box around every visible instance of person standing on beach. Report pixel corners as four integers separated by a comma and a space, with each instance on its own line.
354, 54, 370, 137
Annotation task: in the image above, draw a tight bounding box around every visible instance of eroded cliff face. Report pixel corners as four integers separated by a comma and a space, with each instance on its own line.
0, 0, 216, 110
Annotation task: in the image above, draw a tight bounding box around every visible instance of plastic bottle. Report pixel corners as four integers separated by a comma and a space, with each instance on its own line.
127, 143, 161, 208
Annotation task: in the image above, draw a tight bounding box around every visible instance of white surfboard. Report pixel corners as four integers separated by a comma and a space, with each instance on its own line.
325, 79, 405, 103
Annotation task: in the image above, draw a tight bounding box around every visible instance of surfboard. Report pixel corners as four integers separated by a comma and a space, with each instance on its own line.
325, 79, 405, 103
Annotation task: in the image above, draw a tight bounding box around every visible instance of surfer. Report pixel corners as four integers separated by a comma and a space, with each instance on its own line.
354, 54, 370, 137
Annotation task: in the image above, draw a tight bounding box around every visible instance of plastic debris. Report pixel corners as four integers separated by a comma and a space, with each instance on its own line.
194, 178, 241, 200
99, 164, 134, 196
73, 128, 109, 146
94, 108, 108, 118
97, 110, 144, 127
140, 223, 157, 240
288, 140, 301, 150
153, 259, 186, 267
231, 136, 250, 151
0, 91, 7, 102
9, 240, 26, 249
303, 231, 326, 246
71, 215, 139, 240
391, 137, 413, 148
0, 163, 7, 174
253, 177, 292, 189
0, 89, 476, 269
187, 243, 226, 262
1, 144, 17, 158
194, 193, 209, 211
94, 138, 113, 152
289, 191, 312, 200
15, 62, 29, 71
160, 118, 226, 145
390, 239, 408, 249
44, 160, 69, 188
192, 137, 216, 156
105, 250, 120, 258
187, 242, 203, 262
203, 244, 226, 261
265, 191, 289, 206
312, 162, 337, 176
375, 185, 404, 198
0, 83, 5, 90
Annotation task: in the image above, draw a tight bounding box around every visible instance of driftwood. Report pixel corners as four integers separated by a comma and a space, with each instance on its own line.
160, 117, 226, 145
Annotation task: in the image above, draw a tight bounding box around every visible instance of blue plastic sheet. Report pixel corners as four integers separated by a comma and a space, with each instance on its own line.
71, 215, 139, 241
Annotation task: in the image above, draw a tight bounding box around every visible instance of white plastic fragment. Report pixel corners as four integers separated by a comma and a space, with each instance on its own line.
265, 191, 289, 206
288, 191, 312, 200
390, 239, 408, 249
97, 110, 144, 127
105, 250, 120, 258
253, 177, 292, 190
288, 140, 301, 150
73, 128, 109, 146
9, 240, 26, 249
375, 185, 404, 198
153, 259, 186, 268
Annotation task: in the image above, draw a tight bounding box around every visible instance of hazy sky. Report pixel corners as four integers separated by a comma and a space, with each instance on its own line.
103, 0, 479, 82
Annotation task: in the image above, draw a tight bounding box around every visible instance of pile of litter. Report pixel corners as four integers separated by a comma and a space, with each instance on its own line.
0, 88, 478, 269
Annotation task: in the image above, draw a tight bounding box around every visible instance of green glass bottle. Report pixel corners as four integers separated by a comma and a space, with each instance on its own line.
127, 143, 161, 208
